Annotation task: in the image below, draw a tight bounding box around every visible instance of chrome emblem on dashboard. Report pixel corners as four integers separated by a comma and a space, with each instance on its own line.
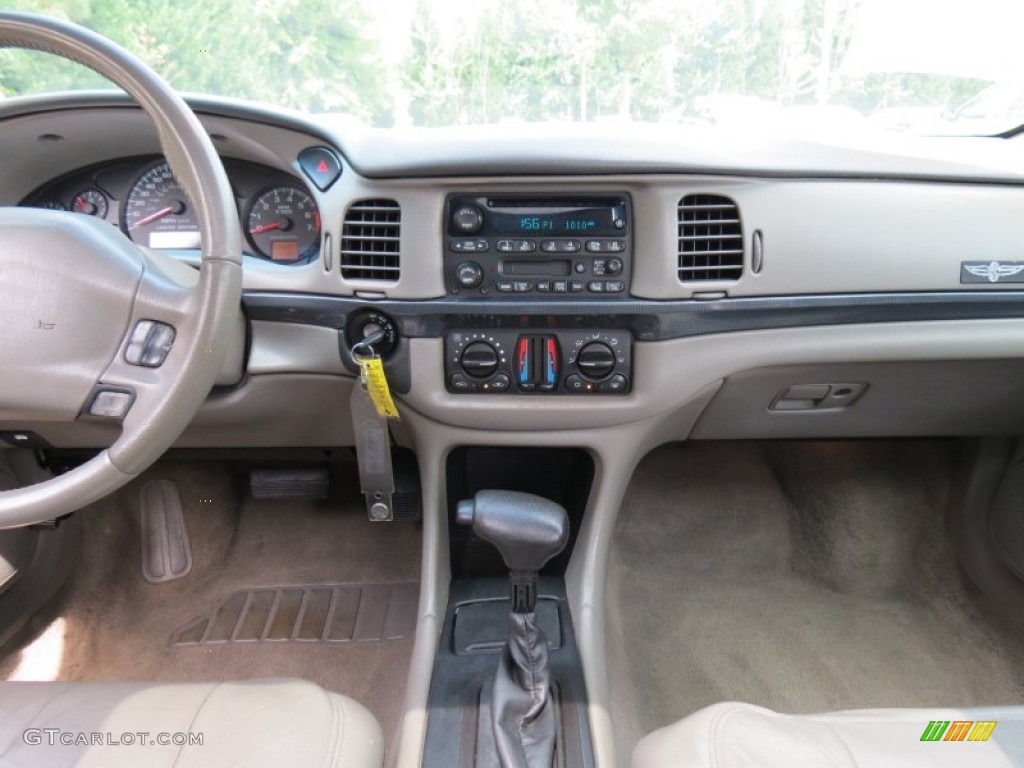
961, 261, 1024, 284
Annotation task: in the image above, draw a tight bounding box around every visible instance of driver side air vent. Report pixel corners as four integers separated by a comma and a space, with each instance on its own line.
341, 199, 401, 281
678, 194, 743, 281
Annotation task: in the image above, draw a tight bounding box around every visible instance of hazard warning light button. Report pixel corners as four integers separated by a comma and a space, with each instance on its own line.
297, 146, 342, 191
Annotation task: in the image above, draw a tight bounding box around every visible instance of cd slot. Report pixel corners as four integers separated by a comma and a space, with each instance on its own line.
486, 197, 619, 208
501, 259, 571, 277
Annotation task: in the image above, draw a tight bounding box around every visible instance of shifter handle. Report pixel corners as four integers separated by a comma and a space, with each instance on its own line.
456, 490, 569, 573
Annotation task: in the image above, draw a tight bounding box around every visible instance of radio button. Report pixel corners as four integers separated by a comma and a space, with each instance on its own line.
588, 281, 606, 293
496, 281, 515, 292
455, 261, 484, 288
453, 205, 484, 234
552, 280, 568, 293
514, 281, 533, 293
606, 281, 626, 293
570, 280, 584, 292
541, 240, 580, 253
544, 240, 581, 253
497, 239, 536, 253
540, 239, 581, 253
451, 238, 488, 253
586, 239, 626, 253
536, 281, 551, 292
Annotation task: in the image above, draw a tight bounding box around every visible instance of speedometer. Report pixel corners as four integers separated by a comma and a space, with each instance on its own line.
245, 186, 321, 262
122, 161, 200, 249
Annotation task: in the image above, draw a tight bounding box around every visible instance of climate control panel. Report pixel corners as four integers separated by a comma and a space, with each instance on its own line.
445, 330, 631, 395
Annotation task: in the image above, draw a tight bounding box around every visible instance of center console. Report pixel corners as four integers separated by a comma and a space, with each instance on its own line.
422, 447, 597, 768
443, 193, 635, 396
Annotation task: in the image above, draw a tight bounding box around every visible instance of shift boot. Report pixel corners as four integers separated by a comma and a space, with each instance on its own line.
491, 611, 556, 768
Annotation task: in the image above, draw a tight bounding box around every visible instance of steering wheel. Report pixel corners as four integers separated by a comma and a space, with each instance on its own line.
0, 12, 242, 527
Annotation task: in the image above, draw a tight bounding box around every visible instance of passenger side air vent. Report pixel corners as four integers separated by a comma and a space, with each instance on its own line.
341, 199, 401, 281
677, 194, 743, 281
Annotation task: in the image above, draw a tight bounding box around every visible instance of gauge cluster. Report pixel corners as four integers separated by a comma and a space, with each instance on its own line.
21, 156, 322, 265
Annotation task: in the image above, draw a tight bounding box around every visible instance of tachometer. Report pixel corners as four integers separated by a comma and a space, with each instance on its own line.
245, 186, 321, 262
122, 161, 200, 249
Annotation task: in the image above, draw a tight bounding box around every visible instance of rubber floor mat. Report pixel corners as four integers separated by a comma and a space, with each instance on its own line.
171, 582, 418, 645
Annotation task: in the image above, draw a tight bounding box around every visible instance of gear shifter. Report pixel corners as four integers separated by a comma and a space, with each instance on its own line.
457, 490, 569, 768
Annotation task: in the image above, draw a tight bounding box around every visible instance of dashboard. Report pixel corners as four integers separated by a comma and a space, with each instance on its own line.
4, 92, 1024, 449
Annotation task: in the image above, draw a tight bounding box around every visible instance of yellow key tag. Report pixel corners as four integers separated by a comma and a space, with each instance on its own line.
358, 356, 400, 419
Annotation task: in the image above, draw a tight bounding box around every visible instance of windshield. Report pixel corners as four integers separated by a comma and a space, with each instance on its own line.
2, 0, 1023, 135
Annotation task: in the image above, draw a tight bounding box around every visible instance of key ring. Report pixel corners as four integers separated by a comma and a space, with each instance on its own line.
349, 328, 388, 365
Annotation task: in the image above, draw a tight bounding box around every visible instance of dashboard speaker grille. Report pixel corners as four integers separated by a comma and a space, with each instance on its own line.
678, 194, 743, 281
341, 199, 401, 281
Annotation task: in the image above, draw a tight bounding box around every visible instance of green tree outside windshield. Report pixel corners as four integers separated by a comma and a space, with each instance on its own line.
0, 0, 989, 130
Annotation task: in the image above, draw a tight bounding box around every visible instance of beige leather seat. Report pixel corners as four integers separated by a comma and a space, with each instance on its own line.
0, 678, 382, 767
632, 701, 1024, 767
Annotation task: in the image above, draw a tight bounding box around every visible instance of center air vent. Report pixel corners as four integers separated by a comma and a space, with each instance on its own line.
678, 194, 743, 281
341, 199, 401, 281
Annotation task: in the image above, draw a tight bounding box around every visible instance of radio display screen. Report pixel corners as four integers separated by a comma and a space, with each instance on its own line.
447, 196, 629, 238
514, 211, 599, 234
486, 206, 621, 236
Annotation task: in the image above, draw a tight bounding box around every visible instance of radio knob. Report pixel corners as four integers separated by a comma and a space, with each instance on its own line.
455, 261, 484, 289
577, 341, 616, 380
452, 204, 484, 234
461, 341, 499, 379
606, 257, 624, 275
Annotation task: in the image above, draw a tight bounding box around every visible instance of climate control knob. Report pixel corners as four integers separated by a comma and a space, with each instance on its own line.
461, 341, 499, 379
576, 341, 616, 380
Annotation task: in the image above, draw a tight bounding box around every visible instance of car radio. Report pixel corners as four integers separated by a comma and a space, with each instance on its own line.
444, 194, 632, 297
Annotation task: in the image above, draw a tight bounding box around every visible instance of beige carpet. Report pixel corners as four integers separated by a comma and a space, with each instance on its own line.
0, 458, 421, 757
606, 440, 1024, 764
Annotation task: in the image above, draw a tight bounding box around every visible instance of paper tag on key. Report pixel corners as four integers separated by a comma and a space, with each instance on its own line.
358, 356, 400, 419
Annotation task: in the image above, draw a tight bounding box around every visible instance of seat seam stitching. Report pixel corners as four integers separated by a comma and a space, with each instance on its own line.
0, 687, 56, 761
172, 682, 221, 768
326, 688, 345, 768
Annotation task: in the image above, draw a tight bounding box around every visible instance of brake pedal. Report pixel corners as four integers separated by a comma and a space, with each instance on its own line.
139, 479, 192, 583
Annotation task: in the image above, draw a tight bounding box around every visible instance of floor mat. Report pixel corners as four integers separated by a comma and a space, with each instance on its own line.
606, 441, 1024, 764
0, 459, 421, 757
172, 582, 418, 645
